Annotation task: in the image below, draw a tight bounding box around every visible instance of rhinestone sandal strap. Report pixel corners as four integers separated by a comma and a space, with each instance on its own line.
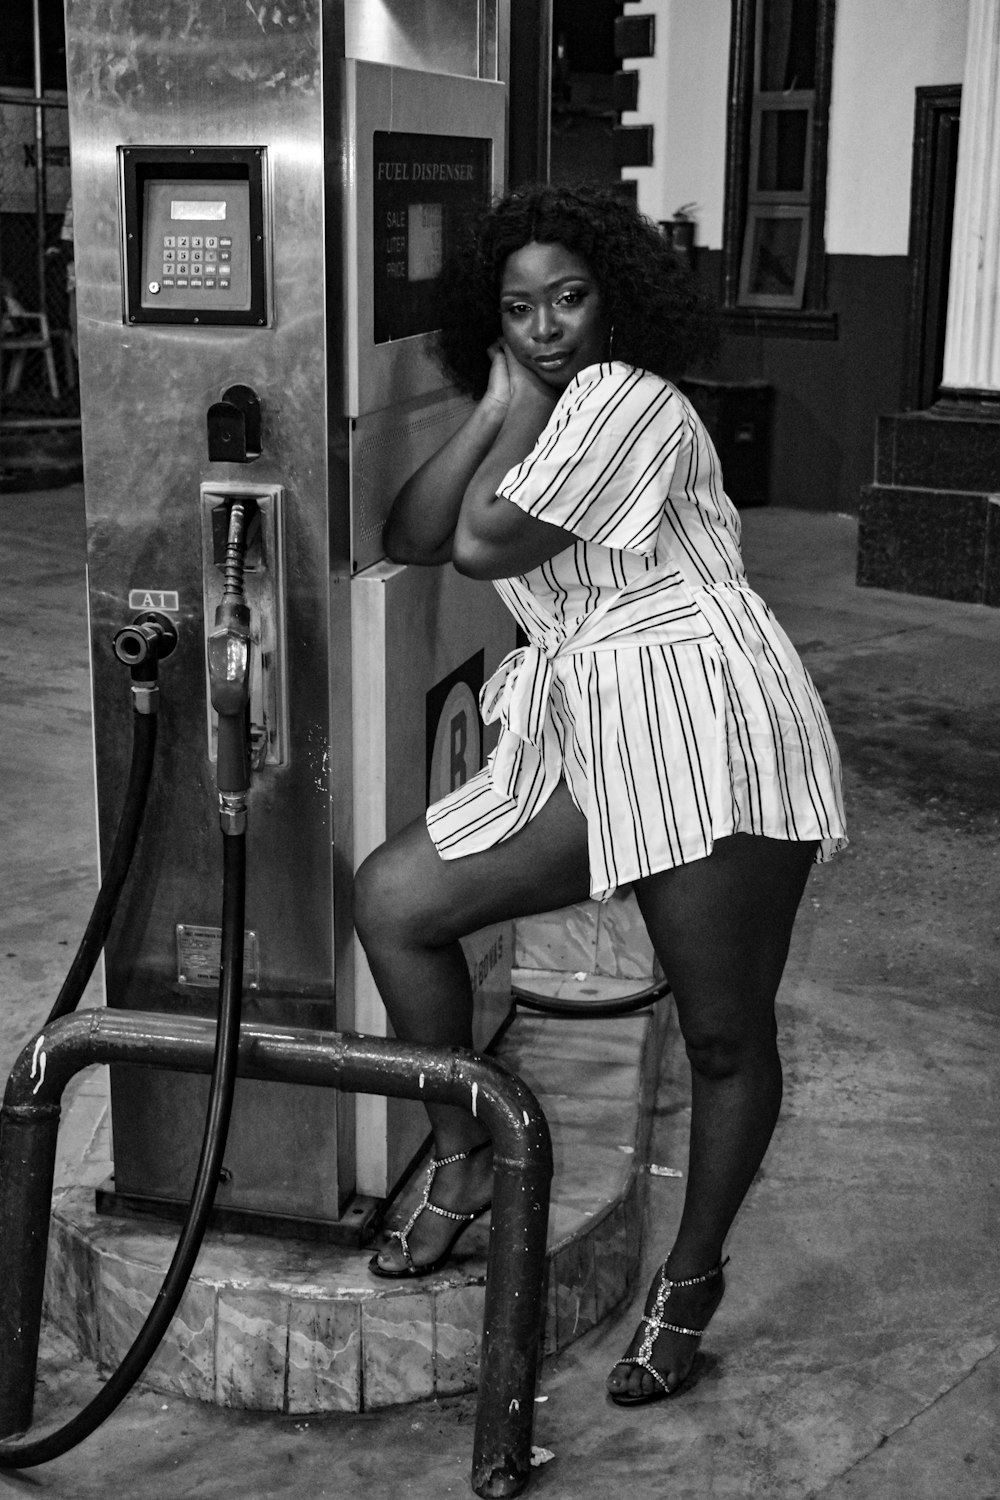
662, 1257, 728, 1288
432, 1149, 473, 1168
635, 1258, 729, 1357
611, 1356, 671, 1394
387, 1147, 485, 1265
609, 1258, 728, 1388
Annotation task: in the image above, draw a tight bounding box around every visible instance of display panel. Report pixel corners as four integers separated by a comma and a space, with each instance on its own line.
372, 131, 491, 344
343, 60, 505, 417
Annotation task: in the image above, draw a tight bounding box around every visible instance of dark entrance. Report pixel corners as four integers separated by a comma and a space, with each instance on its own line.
901, 84, 961, 411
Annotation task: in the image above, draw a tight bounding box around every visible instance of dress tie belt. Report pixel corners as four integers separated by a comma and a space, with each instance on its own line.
479, 585, 726, 802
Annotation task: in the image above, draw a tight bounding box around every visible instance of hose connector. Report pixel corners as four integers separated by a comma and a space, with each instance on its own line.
218, 791, 247, 837
112, 614, 178, 710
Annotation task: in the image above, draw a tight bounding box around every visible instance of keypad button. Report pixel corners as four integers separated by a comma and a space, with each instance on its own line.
177, 249, 189, 261
162, 277, 175, 287
204, 278, 216, 288
205, 237, 218, 248
220, 237, 232, 246
219, 279, 230, 289
190, 278, 203, 288
177, 236, 189, 247
191, 236, 203, 248
220, 251, 231, 263
163, 248, 175, 261
176, 277, 189, 287
163, 236, 176, 248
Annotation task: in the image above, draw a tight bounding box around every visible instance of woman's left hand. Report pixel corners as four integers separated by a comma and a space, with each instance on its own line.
502, 343, 560, 414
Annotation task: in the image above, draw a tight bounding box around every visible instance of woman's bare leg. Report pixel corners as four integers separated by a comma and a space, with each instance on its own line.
608, 833, 817, 1401
353, 781, 591, 1269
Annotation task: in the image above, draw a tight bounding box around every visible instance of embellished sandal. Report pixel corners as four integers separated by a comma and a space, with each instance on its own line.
608, 1258, 729, 1406
368, 1142, 492, 1280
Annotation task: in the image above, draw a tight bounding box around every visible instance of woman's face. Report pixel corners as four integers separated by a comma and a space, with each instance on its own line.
498, 240, 610, 391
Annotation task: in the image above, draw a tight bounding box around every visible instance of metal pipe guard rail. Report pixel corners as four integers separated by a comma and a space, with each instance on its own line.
0, 1009, 553, 1499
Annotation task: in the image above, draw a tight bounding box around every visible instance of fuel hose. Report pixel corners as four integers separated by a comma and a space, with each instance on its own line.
0, 829, 246, 1467
44, 704, 157, 1027
0, 509, 253, 1467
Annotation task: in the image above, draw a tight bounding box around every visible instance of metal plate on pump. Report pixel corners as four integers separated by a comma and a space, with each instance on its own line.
120, 145, 267, 325
176, 924, 260, 989
343, 60, 505, 416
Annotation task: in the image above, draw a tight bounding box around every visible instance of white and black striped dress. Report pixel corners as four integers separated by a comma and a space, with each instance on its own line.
427, 362, 847, 900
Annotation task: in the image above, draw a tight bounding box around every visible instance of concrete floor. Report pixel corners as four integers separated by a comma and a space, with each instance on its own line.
1, 487, 998, 1498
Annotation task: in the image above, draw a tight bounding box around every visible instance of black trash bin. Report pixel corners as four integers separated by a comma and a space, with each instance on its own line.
679, 377, 773, 509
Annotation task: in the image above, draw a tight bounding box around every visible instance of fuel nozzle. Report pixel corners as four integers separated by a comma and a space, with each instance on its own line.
207, 501, 254, 821
113, 613, 178, 714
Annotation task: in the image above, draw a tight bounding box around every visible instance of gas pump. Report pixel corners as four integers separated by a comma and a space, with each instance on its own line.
64, 0, 515, 1239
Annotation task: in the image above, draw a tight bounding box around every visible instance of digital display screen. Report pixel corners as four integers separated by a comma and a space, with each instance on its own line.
373, 131, 490, 344
408, 203, 443, 282
171, 200, 227, 221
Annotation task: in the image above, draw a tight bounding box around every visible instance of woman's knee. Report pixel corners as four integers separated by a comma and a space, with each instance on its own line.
680, 1015, 780, 1081
353, 841, 422, 950
353, 823, 461, 954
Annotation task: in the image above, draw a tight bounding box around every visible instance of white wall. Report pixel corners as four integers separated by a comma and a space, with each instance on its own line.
622, 0, 731, 245
621, 0, 968, 257
826, 0, 967, 254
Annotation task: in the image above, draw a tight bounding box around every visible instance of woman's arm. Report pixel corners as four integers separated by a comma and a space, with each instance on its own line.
383, 348, 513, 565
382, 400, 505, 565
451, 352, 576, 580
384, 344, 577, 577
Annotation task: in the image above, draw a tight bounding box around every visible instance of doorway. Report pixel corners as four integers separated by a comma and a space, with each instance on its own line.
901, 84, 960, 411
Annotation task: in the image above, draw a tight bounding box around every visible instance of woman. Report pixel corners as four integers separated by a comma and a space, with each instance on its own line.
353, 184, 847, 1406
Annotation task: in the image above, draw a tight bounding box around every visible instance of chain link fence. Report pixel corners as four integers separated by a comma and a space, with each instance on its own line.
1, 87, 78, 425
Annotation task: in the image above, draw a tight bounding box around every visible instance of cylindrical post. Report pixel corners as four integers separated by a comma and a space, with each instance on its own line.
940, 0, 1000, 397
0, 1101, 61, 1437
472, 1154, 551, 1497
31, 0, 49, 320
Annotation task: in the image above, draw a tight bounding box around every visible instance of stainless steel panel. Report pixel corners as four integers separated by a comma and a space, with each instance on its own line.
350, 389, 471, 571
351, 558, 515, 1197
65, 0, 354, 1211
342, 60, 506, 418
346, 0, 492, 77
64, 0, 512, 1225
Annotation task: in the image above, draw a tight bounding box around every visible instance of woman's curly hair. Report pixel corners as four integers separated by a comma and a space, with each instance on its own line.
434, 182, 718, 399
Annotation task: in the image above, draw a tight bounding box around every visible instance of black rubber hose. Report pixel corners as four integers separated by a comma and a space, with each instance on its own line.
511, 976, 672, 1019
0, 830, 246, 1468
45, 707, 157, 1026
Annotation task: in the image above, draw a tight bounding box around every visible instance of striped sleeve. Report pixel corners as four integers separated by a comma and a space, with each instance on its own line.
496, 363, 684, 555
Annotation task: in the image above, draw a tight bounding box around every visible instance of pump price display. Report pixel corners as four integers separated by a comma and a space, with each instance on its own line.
171, 199, 227, 220
372, 131, 490, 344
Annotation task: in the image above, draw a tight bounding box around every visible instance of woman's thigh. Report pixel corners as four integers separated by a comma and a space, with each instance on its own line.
354, 779, 593, 950
633, 834, 817, 1052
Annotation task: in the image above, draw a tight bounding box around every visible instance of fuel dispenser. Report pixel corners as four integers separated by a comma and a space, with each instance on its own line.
63, 0, 515, 1240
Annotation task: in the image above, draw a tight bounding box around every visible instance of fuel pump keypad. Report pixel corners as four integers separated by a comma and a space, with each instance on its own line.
137, 175, 253, 314
159, 234, 233, 290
